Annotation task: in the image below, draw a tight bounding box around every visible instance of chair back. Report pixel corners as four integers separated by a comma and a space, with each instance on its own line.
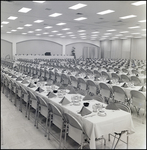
130, 76, 141, 86
70, 75, 78, 88
121, 74, 130, 83
99, 82, 111, 98
112, 86, 127, 103
78, 77, 87, 90
101, 71, 110, 80
130, 90, 146, 109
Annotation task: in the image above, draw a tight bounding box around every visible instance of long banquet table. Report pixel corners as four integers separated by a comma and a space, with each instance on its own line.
2, 68, 136, 149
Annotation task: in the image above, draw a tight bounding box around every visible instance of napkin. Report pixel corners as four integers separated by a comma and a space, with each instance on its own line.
47, 92, 56, 98
83, 94, 93, 100
139, 86, 146, 92
105, 102, 119, 110
27, 83, 36, 88
121, 82, 128, 88
78, 106, 92, 116
11, 75, 17, 78
35, 87, 44, 93
21, 79, 29, 84
92, 95, 103, 102
59, 97, 70, 105
16, 76, 23, 81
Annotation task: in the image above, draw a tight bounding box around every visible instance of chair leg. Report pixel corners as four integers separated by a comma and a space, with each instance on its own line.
19, 97, 22, 112
113, 134, 122, 149
28, 103, 31, 120
48, 115, 52, 140
45, 113, 49, 137
34, 109, 37, 127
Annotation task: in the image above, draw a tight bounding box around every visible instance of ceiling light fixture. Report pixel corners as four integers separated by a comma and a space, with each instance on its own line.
49, 13, 62, 17
107, 29, 116, 32
44, 26, 52, 28
97, 9, 114, 15
131, 1, 146, 6
17, 27, 24, 29
128, 26, 140, 29
1, 21, 9, 24
120, 31, 129, 33
120, 15, 136, 19
11, 30, 17, 32
56, 23, 66, 25
6, 32, 11, 33
138, 20, 146, 22
33, 1, 45, 3
77, 30, 86, 32
35, 29, 42, 31
74, 17, 87, 21
24, 24, 32, 26
34, 20, 44, 23
69, 3, 87, 10
52, 30, 58, 33
62, 28, 70, 30
18, 7, 32, 13
8, 16, 18, 20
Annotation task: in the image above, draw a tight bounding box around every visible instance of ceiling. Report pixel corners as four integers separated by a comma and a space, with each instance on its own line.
1, 1, 146, 41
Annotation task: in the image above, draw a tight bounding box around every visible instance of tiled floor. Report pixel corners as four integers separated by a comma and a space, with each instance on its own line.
1, 90, 146, 149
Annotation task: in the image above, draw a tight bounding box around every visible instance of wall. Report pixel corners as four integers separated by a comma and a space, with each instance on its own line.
66, 42, 100, 59
1, 39, 13, 60
100, 37, 146, 60
1, 33, 100, 59
16, 39, 62, 55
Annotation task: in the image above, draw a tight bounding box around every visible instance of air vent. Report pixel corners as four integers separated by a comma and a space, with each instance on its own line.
45, 8, 51, 11
76, 13, 83, 15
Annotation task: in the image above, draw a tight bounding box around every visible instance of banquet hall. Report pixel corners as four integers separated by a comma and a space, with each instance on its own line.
1, 1, 146, 149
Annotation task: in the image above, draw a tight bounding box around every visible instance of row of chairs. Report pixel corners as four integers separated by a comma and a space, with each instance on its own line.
1, 66, 146, 149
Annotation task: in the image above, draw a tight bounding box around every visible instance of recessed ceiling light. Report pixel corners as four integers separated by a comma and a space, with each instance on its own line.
24, 24, 32, 27
22, 33, 27, 34
120, 31, 129, 33
17, 27, 24, 29
92, 31, 99, 34
33, 1, 45, 3
131, 1, 146, 6
69, 35, 75, 36
107, 29, 116, 32
128, 26, 140, 29
36, 34, 41, 36
66, 32, 73, 34
43, 32, 49, 34
6, 32, 11, 33
28, 31, 34, 33
74, 17, 87, 21
120, 15, 136, 19
69, 3, 87, 10
8, 16, 18, 20
49, 13, 62, 17
34, 20, 44, 23
62, 28, 70, 30
18, 7, 32, 13
11, 30, 17, 32
77, 30, 86, 32
51, 30, 58, 33
97, 10, 114, 15
1, 21, 9, 24
138, 20, 146, 22
44, 26, 52, 28
56, 23, 66, 25
35, 29, 42, 31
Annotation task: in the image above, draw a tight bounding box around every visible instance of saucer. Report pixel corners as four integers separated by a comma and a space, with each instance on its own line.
97, 111, 107, 117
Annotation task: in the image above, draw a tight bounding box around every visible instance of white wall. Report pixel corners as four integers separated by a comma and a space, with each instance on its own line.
100, 38, 146, 60
1, 33, 100, 58
1, 39, 13, 60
